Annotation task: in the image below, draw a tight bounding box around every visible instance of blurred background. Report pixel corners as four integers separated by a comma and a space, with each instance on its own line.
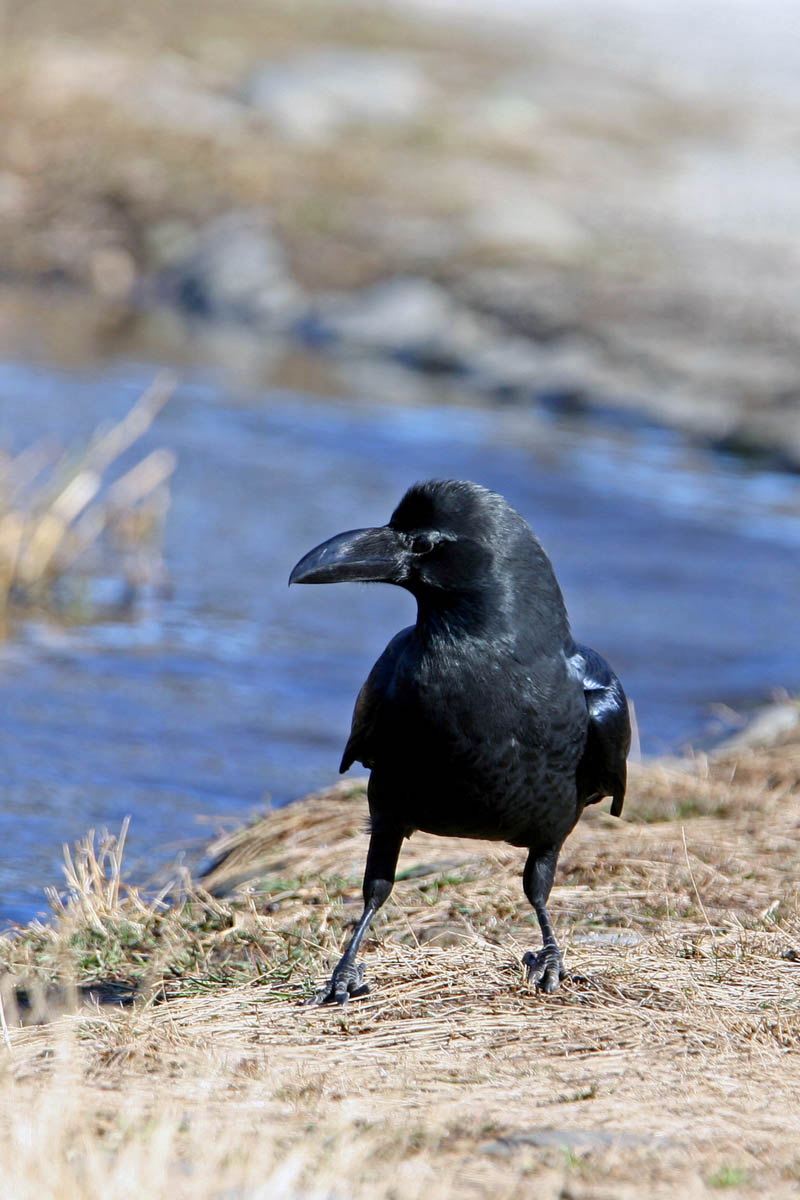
0, 0, 798, 924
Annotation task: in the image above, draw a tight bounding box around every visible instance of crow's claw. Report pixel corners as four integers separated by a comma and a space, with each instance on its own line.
305, 960, 370, 1006
523, 947, 565, 994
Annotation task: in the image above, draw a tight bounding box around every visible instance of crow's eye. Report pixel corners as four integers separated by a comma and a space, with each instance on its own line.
411, 533, 435, 555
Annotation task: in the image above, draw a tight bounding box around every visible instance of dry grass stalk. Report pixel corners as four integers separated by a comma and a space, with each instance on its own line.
0, 728, 799, 1195
0, 374, 176, 621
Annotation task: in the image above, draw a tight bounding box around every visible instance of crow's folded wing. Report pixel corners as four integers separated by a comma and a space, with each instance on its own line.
339, 627, 414, 773
571, 643, 631, 816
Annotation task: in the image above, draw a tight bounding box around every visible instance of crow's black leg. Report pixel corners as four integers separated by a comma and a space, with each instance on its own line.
521, 844, 565, 994
307, 825, 403, 1006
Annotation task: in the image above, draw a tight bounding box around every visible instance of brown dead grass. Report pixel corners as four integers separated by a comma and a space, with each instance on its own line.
0, 0, 514, 297
1, 729, 800, 1197
0, 376, 175, 621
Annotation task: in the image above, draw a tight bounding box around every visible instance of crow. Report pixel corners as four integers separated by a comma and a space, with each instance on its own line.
289, 479, 630, 1002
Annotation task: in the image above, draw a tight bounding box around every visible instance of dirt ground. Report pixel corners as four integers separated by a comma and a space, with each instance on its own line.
1, 723, 799, 1198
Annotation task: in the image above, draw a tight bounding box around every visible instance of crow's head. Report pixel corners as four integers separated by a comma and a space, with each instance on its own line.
290, 480, 569, 640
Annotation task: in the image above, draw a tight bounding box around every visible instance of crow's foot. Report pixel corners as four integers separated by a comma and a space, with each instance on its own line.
523, 946, 564, 994
305, 960, 370, 1006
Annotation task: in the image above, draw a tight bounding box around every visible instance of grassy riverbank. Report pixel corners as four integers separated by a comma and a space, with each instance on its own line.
1, 723, 799, 1197
2, 0, 800, 463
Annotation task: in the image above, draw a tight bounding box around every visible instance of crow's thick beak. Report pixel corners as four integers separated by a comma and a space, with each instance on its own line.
289, 526, 408, 586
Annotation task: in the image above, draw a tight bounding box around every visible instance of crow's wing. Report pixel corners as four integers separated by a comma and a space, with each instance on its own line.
339, 627, 414, 774
571, 643, 631, 816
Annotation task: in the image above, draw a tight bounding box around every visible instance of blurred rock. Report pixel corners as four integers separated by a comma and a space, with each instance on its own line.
89, 246, 137, 300
360, 214, 464, 265
29, 44, 132, 103
467, 187, 587, 260
243, 47, 434, 143
300, 276, 486, 368
134, 74, 246, 138
0, 172, 32, 220
462, 89, 544, 147
332, 354, 468, 409
159, 212, 303, 329
145, 219, 198, 270
465, 336, 551, 395
714, 407, 800, 472
29, 45, 246, 138
9, 7, 800, 475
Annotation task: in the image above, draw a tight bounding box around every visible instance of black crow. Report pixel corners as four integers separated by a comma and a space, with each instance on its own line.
289, 479, 630, 1002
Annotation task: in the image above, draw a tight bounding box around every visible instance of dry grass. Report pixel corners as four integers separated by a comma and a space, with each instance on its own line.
0, 0, 511, 295
0, 375, 175, 622
1, 728, 799, 1196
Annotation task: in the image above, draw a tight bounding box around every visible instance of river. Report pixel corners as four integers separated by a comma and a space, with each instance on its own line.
0, 357, 798, 924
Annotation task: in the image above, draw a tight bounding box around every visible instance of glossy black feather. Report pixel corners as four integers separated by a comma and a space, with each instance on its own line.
337, 482, 630, 842
291, 479, 632, 1001
571, 643, 631, 816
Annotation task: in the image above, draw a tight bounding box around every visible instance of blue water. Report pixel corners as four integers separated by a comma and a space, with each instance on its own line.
1, 359, 798, 923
